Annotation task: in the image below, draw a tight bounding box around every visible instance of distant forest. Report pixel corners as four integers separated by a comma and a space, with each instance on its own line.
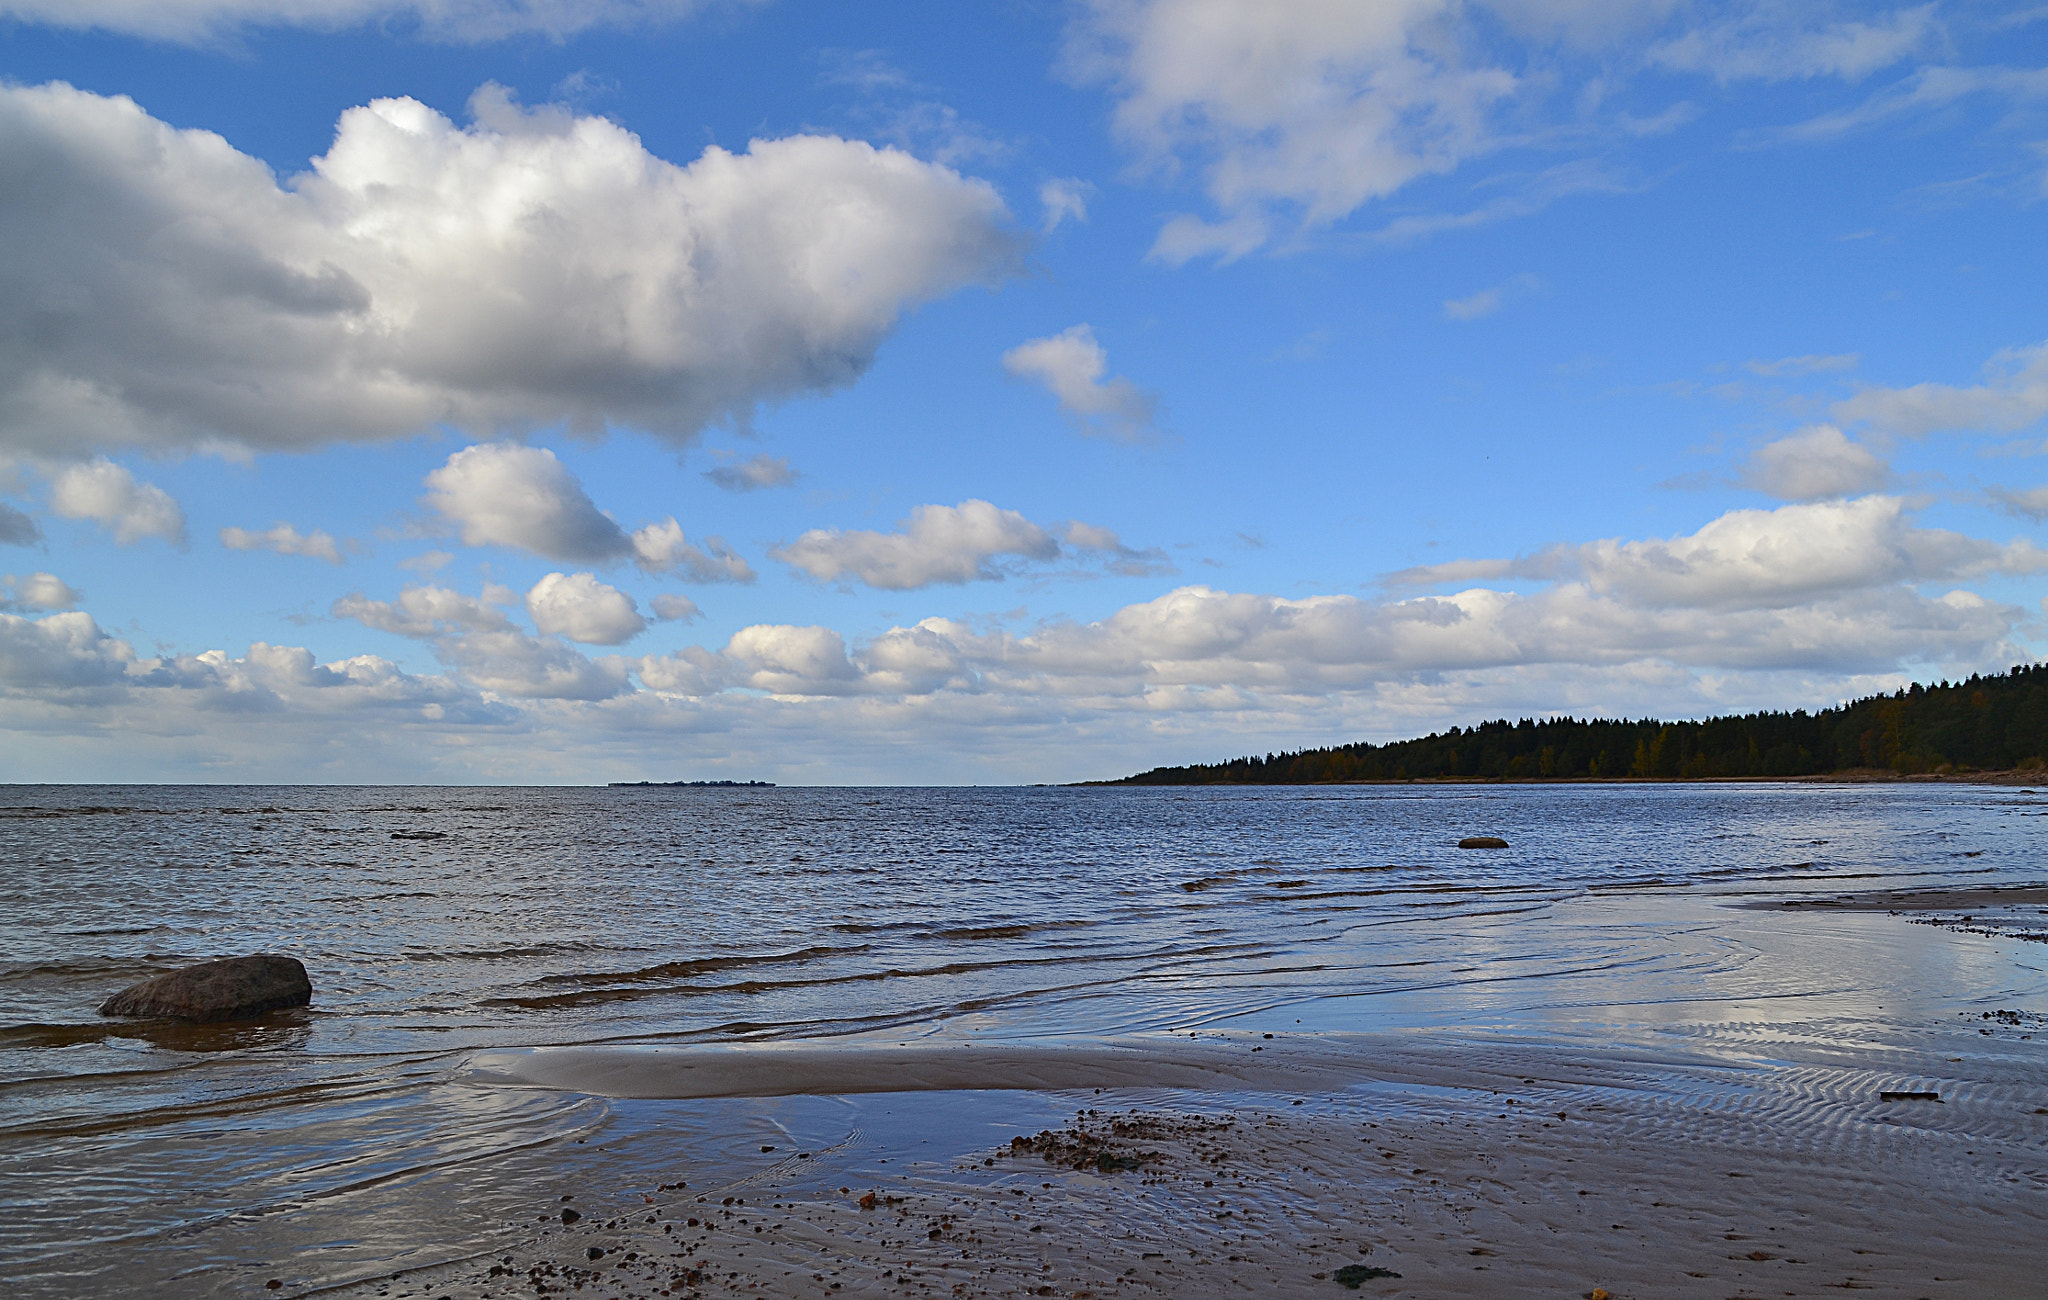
1110, 664, 2048, 785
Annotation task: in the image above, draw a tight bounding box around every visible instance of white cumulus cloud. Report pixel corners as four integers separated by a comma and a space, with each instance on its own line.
1059, 521, 1176, 578
1002, 325, 1157, 439
48, 459, 185, 544
0, 572, 80, 612
1737, 425, 1891, 500
772, 499, 1061, 590
423, 443, 754, 581
220, 522, 347, 563
334, 582, 631, 699
334, 583, 519, 639
525, 572, 647, 646
628, 519, 755, 583
1395, 496, 2048, 613
649, 593, 701, 622
723, 624, 862, 695
425, 444, 632, 565
0, 81, 1016, 459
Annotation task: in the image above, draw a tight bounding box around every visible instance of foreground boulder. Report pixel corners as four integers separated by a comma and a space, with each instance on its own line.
98, 955, 312, 1022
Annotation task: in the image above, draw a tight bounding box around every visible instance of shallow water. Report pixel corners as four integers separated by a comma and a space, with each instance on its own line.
2, 782, 2045, 1294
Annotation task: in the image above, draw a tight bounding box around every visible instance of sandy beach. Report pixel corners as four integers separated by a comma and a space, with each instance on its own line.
332, 1010, 2048, 1300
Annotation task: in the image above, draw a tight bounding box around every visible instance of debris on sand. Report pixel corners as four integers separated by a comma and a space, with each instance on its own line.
1006, 1113, 1233, 1173
1334, 1263, 1402, 1286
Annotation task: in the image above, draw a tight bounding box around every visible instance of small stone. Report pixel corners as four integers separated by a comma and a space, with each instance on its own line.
1458, 836, 1509, 850
561, 1208, 581, 1224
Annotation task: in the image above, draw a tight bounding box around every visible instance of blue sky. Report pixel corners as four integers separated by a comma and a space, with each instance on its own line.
2, 0, 2046, 784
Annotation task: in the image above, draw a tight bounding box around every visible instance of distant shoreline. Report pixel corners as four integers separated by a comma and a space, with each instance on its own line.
1095, 665, 2048, 787
606, 780, 777, 788
1078, 767, 2048, 788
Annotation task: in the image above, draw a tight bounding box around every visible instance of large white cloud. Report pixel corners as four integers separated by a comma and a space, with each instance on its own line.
423, 444, 754, 580
48, 459, 186, 544
1001, 325, 1157, 439
0, 0, 748, 43
0, 82, 1017, 459
772, 499, 1062, 589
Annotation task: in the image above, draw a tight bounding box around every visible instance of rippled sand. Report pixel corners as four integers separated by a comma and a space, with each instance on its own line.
341, 1023, 2048, 1299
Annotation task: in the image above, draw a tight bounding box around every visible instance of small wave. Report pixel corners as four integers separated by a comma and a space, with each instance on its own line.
485, 942, 1270, 1012
0, 958, 165, 983
925, 924, 1056, 941
530, 944, 872, 988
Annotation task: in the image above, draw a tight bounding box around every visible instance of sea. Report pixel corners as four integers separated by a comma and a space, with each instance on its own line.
3, 782, 2045, 1296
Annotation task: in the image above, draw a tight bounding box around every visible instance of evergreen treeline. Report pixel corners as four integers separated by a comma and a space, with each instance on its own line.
1111, 664, 2048, 785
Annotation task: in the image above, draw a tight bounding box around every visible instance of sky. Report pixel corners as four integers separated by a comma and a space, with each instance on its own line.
1, 0, 2046, 785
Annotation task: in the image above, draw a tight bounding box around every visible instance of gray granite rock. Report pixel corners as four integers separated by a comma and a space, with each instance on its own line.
98, 955, 312, 1022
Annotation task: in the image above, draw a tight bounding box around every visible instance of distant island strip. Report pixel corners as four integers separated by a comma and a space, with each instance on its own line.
1101, 664, 2048, 785
607, 780, 777, 788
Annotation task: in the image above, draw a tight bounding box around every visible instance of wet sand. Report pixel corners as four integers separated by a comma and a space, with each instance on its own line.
332, 1028, 2048, 1300
1762, 884, 2048, 948
1764, 883, 2048, 912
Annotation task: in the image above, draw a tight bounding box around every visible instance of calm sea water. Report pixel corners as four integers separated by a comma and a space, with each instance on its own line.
3, 782, 2044, 1295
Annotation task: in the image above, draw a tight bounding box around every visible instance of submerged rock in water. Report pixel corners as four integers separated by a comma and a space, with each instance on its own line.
98, 954, 312, 1023
1457, 836, 1509, 849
